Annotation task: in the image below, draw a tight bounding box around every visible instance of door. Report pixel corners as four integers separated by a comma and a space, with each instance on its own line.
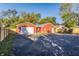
20, 27, 27, 34
52, 28, 54, 33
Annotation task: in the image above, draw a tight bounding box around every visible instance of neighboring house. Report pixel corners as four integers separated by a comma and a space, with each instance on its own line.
16, 22, 55, 35
72, 26, 79, 34
16, 22, 36, 35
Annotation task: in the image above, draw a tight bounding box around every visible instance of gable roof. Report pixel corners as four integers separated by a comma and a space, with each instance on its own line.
36, 23, 54, 27
16, 22, 36, 27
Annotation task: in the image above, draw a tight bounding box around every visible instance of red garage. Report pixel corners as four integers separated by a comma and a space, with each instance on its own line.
36, 23, 55, 33
16, 22, 36, 34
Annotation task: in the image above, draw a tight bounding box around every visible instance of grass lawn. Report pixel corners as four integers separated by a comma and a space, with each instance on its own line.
0, 33, 15, 56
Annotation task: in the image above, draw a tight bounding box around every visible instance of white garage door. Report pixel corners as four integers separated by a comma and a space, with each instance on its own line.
52, 28, 54, 33
26, 27, 34, 34
20, 27, 34, 34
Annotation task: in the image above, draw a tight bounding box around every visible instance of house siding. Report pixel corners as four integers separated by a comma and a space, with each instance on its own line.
41, 23, 55, 33
72, 27, 79, 34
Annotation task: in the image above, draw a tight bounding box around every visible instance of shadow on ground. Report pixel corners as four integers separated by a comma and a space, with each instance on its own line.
11, 32, 79, 56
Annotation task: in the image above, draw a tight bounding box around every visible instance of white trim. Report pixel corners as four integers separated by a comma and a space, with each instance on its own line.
52, 28, 54, 33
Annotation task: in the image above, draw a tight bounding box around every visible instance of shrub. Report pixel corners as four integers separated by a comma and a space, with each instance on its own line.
0, 33, 14, 56
63, 28, 73, 34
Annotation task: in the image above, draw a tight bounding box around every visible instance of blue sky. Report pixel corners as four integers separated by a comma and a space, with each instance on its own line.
0, 3, 62, 24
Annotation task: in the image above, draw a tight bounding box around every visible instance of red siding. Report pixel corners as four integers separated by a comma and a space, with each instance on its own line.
41, 23, 55, 33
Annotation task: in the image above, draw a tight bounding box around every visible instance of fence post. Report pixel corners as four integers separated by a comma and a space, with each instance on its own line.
0, 27, 4, 41
0, 27, 1, 41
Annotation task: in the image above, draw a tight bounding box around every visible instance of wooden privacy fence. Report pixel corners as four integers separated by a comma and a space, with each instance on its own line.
0, 27, 10, 41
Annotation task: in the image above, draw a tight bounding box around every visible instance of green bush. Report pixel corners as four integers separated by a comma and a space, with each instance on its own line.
63, 28, 73, 34
0, 33, 14, 56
